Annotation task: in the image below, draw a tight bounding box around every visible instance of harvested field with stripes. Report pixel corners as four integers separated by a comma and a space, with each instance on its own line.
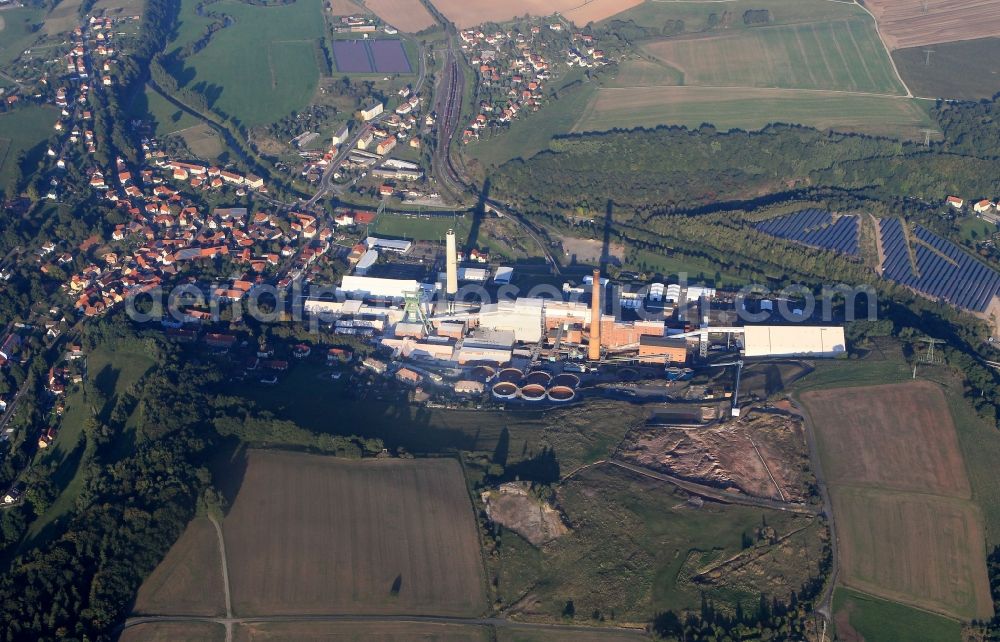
641, 19, 905, 93
571, 86, 933, 141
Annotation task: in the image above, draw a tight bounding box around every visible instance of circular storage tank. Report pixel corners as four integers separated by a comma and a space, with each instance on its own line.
619, 367, 640, 380
471, 365, 496, 382
524, 371, 552, 386
552, 373, 580, 389
491, 381, 519, 400
497, 368, 524, 384
520, 383, 547, 401
547, 385, 576, 402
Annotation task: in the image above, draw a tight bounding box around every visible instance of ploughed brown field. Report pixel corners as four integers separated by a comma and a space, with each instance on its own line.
119, 622, 226, 641
223, 451, 487, 617
365, 0, 436, 32
132, 517, 226, 617
801, 381, 994, 620
430, 0, 643, 29
803, 381, 970, 497
234, 621, 492, 641
326, 0, 363, 15
863, 0, 1000, 49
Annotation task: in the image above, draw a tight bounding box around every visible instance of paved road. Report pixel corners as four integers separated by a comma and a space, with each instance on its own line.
606, 459, 819, 516
304, 117, 385, 209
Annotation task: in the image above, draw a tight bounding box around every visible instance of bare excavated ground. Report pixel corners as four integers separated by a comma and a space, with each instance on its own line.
482, 482, 569, 546
618, 410, 811, 502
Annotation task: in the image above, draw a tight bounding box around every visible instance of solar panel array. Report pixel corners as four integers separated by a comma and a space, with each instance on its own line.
755, 209, 860, 256
879, 219, 1000, 312
879, 218, 915, 282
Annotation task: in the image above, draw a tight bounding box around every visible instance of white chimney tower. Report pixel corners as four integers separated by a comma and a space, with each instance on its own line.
445, 229, 458, 297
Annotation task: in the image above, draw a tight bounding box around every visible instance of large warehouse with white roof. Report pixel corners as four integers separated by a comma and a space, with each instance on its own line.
741, 325, 846, 358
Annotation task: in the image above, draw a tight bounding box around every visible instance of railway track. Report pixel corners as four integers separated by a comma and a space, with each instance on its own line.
432, 44, 469, 202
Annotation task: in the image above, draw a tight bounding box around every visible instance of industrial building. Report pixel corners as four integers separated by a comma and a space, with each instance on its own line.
354, 249, 378, 275
477, 298, 544, 343
365, 237, 412, 254
493, 266, 514, 284
304, 230, 850, 378
638, 336, 688, 364
338, 275, 433, 301
741, 325, 846, 357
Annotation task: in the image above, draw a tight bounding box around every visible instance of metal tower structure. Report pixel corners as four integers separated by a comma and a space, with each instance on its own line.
919, 336, 944, 364
403, 289, 433, 334
709, 359, 744, 417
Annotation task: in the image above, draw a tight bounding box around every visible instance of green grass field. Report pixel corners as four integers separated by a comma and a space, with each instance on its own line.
466, 76, 597, 167
608, 0, 865, 34
605, 58, 684, 88
371, 212, 471, 242
179, 124, 226, 160
789, 354, 912, 394
0, 106, 57, 192
127, 85, 200, 135
642, 18, 905, 94
942, 372, 1000, 544
42, 0, 84, 35
573, 86, 933, 141
627, 247, 748, 286
166, 0, 325, 126
832, 587, 962, 642
0, 6, 45, 67
894, 37, 1000, 100
959, 217, 998, 243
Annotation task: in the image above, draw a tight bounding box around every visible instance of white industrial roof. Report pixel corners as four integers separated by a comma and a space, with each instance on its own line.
458, 267, 489, 282
355, 249, 378, 272
493, 266, 514, 284
365, 236, 412, 253
339, 275, 426, 299
742, 325, 846, 357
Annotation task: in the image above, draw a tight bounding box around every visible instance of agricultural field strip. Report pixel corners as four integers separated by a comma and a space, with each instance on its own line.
800, 382, 993, 620
860, 0, 1000, 50
641, 17, 906, 95
221, 452, 487, 617
850, 0, 914, 96
570, 86, 933, 142
830, 484, 992, 619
